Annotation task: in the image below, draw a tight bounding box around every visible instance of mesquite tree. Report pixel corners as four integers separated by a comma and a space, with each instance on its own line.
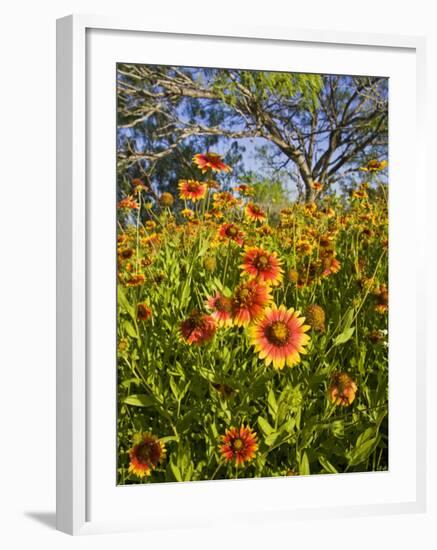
117, 65, 388, 201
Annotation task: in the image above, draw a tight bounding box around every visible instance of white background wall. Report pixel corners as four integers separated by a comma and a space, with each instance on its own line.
0, 0, 435, 547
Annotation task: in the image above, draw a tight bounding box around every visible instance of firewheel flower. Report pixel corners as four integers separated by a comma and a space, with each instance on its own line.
118, 195, 139, 210
137, 303, 152, 321
213, 191, 240, 209
235, 183, 255, 197
328, 372, 358, 406
181, 208, 195, 219
248, 304, 311, 369
128, 433, 166, 478
193, 152, 232, 173
231, 280, 272, 326
240, 247, 283, 286
360, 159, 388, 172
218, 223, 245, 246
125, 273, 145, 287
245, 202, 266, 223
310, 181, 324, 191
219, 425, 258, 466
178, 179, 207, 202
159, 192, 175, 207
374, 284, 388, 314
206, 292, 232, 326
180, 311, 217, 345
321, 254, 341, 277
131, 178, 148, 193
304, 304, 326, 332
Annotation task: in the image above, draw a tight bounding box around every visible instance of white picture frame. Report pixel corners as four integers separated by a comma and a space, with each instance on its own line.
56, 14, 427, 535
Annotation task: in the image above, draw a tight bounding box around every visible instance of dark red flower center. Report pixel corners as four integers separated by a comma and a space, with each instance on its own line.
137, 304, 151, 319
234, 285, 254, 306
233, 438, 244, 451
266, 321, 290, 346
215, 296, 231, 312
135, 439, 161, 465
187, 182, 201, 192
120, 248, 134, 259
253, 254, 270, 270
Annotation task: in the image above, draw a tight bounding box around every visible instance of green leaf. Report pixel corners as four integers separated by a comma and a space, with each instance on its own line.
168, 461, 183, 482
267, 388, 278, 420
348, 427, 380, 466
333, 327, 355, 346
124, 320, 138, 339
258, 416, 274, 437
123, 394, 154, 407
117, 286, 136, 321
179, 381, 191, 401
318, 456, 338, 474
340, 307, 355, 331
264, 432, 278, 446
120, 377, 140, 388
299, 451, 310, 475
356, 427, 377, 447
348, 437, 380, 466
180, 282, 191, 307
169, 377, 180, 400
329, 420, 344, 439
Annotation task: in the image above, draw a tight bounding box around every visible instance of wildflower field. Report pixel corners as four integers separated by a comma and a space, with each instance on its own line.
116, 154, 388, 483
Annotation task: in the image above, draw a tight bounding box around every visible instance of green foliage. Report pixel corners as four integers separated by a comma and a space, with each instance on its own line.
255, 180, 289, 205
211, 70, 323, 112
116, 163, 388, 485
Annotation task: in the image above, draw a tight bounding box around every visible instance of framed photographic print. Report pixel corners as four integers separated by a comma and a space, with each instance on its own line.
56, 15, 427, 535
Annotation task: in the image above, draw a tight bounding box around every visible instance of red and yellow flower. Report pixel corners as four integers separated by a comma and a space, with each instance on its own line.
118, 195, 139, 210
240, 246, 283, 286
235, 183, 255, 197
249, 304, 311, 369
328, 372, 358, 406
178, 179, 207, 202
193, 153, 232, 173
118, 247, 134, 261
180, 311, 217, 345
245, 202, 266, 223
219, 425, 258, 466
322, 254, 341, 277
296, 239, 314, 256
360, 159, 388, 172
205, 179, 221, 190
206, 292, 232, 326
304, 202, 318, 215
218, 223, 245, 246
131, 178, 148, 193
351, 188, 368, 200
145, 220, 157, 231
213, 191, 240, 210
137, 303, 152, 321
181, 208, 195, 219
125, 273, 145, 287
310, 181, 324, 191
128, 433, 166, 478
257, 224, 273, 237
231, 280, 272, 326
374, 284, 388, 314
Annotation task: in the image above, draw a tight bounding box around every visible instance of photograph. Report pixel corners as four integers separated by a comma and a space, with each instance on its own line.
115, 63, 389, 484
